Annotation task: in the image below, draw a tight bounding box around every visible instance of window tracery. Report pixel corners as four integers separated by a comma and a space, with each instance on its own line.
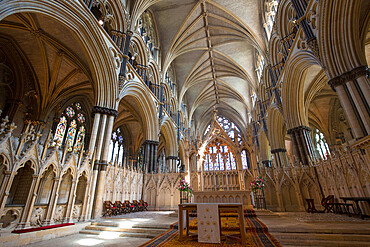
203, 140, 236, 172
314, 129, 331, 160
217, 116, 243, 145
263, 0, 279, 39
109, 128, 125, 166
53, 103, 86, 152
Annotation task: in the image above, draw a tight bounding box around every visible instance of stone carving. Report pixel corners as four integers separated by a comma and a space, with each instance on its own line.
30, 207, 45, 226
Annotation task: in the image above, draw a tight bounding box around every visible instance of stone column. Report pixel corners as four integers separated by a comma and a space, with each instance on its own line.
16, 175, 40, 229
42, 178, 61, 225
271, 148, 289, 167
93, 114, 115, 219
287, 126, 316, 165
64, 178, 78, 223
328, 66, 369, 139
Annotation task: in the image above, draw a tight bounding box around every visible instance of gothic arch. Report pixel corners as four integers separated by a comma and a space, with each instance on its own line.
282, 51, 322, 128
0, 0, 119, 109
160, 116, 177, 156
119, 80, 158, 140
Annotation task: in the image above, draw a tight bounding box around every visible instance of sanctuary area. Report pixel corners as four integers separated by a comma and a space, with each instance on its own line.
0, 0, 369, 246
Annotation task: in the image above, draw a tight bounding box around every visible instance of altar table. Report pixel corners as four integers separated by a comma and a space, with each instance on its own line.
178, 203, 246, 245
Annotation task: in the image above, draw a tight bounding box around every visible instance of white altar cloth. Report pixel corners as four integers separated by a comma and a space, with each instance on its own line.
197, 203, 220, 243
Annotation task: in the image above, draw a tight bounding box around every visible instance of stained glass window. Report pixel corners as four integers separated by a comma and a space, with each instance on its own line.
202, 140, 236, 172
204, 154, 209, 171
65, 106, 75, 118
53, 103, 86, 152
66, 120, 77, 151
216, 116, 244, 145
75, 103, 81, 110
74, 126, 85, 152
77, 113, 85, 123
225, 155, 231, 170
314, 129, 331, 160
109, 128, 126, 167
241, 150, 249, 170
230, 152, 236, 170
53, 116, 67, 146
218, 153, 225, 171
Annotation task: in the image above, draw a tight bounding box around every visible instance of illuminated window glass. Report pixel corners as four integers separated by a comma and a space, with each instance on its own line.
217, 116, 244, 145
74, 126, 85, 152
241, 150, 249, 170
202, 140, 236, 172
53, 103, 86, 152
65, 106, 75, 118
75, 103, 82, 110
77, 113, 85, 123
66, 120, 77, 151
230, 152, 236, 170
54, 116, 67, 146
314, 129, 331, 160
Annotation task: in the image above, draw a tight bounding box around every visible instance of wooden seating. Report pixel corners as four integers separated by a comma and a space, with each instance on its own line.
133, 200, 144, 211
321, 195, 335, 213
125, 200, 137, 212
140, 200, 148, 211
103, 201, 118, 216
306, 199, 322, 213
114, 201, 126, 214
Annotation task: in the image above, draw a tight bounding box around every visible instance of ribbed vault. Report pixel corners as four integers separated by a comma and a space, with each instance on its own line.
151, 0, 265, 129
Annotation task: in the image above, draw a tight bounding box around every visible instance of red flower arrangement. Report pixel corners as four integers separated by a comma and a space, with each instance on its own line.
250, 175, 265, 193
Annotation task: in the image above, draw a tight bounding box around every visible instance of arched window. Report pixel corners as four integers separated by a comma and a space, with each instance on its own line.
53, 103, 86, 152
217, 116, 243, 145
241, 150, 250, 170
263, 0, 279, 39
203, 140, 236, 171
108, 128, 125, 166
314, 129, 331, 160
255, 51, 265, 82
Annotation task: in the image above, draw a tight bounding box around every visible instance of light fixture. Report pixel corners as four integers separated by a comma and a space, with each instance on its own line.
98, 20, 104, 25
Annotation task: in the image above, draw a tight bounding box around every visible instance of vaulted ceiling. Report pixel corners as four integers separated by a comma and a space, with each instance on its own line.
151, 0, 266, 130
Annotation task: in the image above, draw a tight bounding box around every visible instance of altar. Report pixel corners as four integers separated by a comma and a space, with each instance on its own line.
193, 190, 253, 209
178, 203, 247, 245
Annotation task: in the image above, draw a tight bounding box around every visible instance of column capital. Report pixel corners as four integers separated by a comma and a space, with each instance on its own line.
91, 106, 118, 118
166, 156, 179, 160
143, 140, 159, 145
328, 66, 369, 90
271, 148, 287, 154
287, 125, 311, 135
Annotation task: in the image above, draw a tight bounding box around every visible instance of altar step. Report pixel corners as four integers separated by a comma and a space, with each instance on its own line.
80, 221, 171, 239
271, 230, 370, 246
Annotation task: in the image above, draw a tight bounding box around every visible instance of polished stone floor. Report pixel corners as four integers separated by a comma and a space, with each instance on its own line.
23, 210, 370, 247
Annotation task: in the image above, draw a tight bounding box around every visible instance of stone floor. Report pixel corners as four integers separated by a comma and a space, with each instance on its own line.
22, 211, 370, 247
25, 211, 177, 247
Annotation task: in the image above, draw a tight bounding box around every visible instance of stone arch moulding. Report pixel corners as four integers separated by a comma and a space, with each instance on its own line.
0, 0, 119, 109
119, 80, 158, 141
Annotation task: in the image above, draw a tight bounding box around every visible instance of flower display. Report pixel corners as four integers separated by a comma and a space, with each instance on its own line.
250, 175, 265, 193
178, 179, 193, 197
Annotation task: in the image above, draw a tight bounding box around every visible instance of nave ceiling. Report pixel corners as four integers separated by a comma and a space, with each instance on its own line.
150, 0, 266, 131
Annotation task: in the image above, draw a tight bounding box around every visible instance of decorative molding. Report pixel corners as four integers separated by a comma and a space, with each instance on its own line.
91, 106, 118, 117
271, 148, 287, 154
166, 156, 179, 160
328, 66, 369, 90
287, 125, 311, 134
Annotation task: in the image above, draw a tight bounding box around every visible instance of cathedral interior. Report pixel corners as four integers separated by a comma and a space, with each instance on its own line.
0, 0, 369, 246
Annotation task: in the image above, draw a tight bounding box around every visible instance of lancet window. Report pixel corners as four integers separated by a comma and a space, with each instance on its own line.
217, 116, 243, 145
241, 150, 250, 170
53, 103, 86, 152
314, 129, 331, 160
109, 128, 125, 166
263, 0, 279, 39
255, 51, 265, 82
203, 141, 236, 171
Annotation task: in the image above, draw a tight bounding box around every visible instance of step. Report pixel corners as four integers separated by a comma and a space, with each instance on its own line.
91, 221, 171, 229
273, 232, 370, 242
85, 225, 166, 235
268, 227, 370, 235
279, 238, 370, 247
79, 229, 159, 239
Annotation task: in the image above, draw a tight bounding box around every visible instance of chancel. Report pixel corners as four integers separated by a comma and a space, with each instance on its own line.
0, 0, 369, 246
